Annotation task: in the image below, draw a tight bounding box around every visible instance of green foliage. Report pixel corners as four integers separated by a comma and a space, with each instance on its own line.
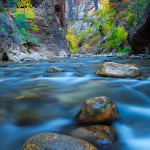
29, 37, 39, 43
78, 27, 92, 44
30, 23, 39, 31
92, 20, 101, 36
14, 6, 35, 20
45, 27, 52, 35
0, 13, 21, 44
0, 7, 5, 12
18, 27, 39, 44
129, 0, 149, 25
66, 0, 137, 53
19, 28, 28, 39
0, 1, 39, 52
120, 46, 132, 53
82, 17, 89, 22
116, 0, 149, 30
97, 1, 116, 34
105, 26, 127, 52
14, 12, 28, 29
13, 6, 39, 45
25, 8, 35, 19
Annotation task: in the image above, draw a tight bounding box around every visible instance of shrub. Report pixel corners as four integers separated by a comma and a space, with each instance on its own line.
66, 30, 79, 53
30, 23, 39, 31
105, 26, 127, 52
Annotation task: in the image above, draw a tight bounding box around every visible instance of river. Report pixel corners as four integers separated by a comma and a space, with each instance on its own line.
0, 56, 150, 150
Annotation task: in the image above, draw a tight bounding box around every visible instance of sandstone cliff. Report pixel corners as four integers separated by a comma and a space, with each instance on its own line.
0, 0, 68, 61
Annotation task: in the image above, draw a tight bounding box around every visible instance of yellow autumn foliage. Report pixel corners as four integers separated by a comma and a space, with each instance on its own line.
101, 0, 109, 13
17, 0, 32, 8
17, 0, 35, 19
66, 30, 79, 53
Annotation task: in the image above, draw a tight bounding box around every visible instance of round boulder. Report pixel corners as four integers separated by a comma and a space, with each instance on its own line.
76, 96, 119, 124
71, 125, 118, 147
96, 62, 141, 78
22, 133, 97, 150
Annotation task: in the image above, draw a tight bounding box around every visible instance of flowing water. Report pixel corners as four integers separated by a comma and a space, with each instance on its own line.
0, 57, 150, 150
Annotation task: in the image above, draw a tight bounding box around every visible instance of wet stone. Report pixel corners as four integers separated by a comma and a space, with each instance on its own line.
71, 125, 118, 148
47, 67, 64, 73
76, 96, 119, 124
22, 133, 97, 150
96, 62, 141, 78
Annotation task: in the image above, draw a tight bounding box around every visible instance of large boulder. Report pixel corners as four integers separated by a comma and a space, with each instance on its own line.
71, 125, 118, 148
96, 62, 141, 78
128, 3, 150, 54
22, 133, 97, 150
76, 96, 119, 124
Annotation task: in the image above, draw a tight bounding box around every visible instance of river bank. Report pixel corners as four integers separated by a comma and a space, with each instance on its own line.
1, 52, 150, 63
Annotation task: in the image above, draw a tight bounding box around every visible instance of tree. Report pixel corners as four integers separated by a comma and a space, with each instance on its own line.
17, 0, 32, 8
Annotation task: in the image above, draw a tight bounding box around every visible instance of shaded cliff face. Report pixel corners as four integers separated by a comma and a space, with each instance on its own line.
31, 0, 68, 56
0, 0, 68, 61
128, 4, 150, 54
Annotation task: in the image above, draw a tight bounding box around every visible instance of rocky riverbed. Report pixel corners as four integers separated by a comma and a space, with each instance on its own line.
0, 56, 150, 150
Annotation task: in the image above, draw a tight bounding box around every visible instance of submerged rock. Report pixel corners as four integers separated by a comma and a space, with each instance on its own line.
22, 133, 97, 150
47, 67, 64, 73
15, 109, 46, 126
0, 108, 7, 123
76, 96, 119, 124
16, 81, 52, 101
72, 125, 118, 147
96, 62, 141, 78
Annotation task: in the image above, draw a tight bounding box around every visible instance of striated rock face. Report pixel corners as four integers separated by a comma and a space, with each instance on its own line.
71, 125, 118, 148
76, 96, 119, 124
22, 133, 97, 150
41, 0, 67, 53
128, 3, 150, 54
0, 0, 68, 61
96, 62, 141, 78
27, 0, 68, 57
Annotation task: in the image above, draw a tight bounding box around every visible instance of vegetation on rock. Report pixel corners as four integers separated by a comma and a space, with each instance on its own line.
66, 0, 150, 54
0, 0, 38, 48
